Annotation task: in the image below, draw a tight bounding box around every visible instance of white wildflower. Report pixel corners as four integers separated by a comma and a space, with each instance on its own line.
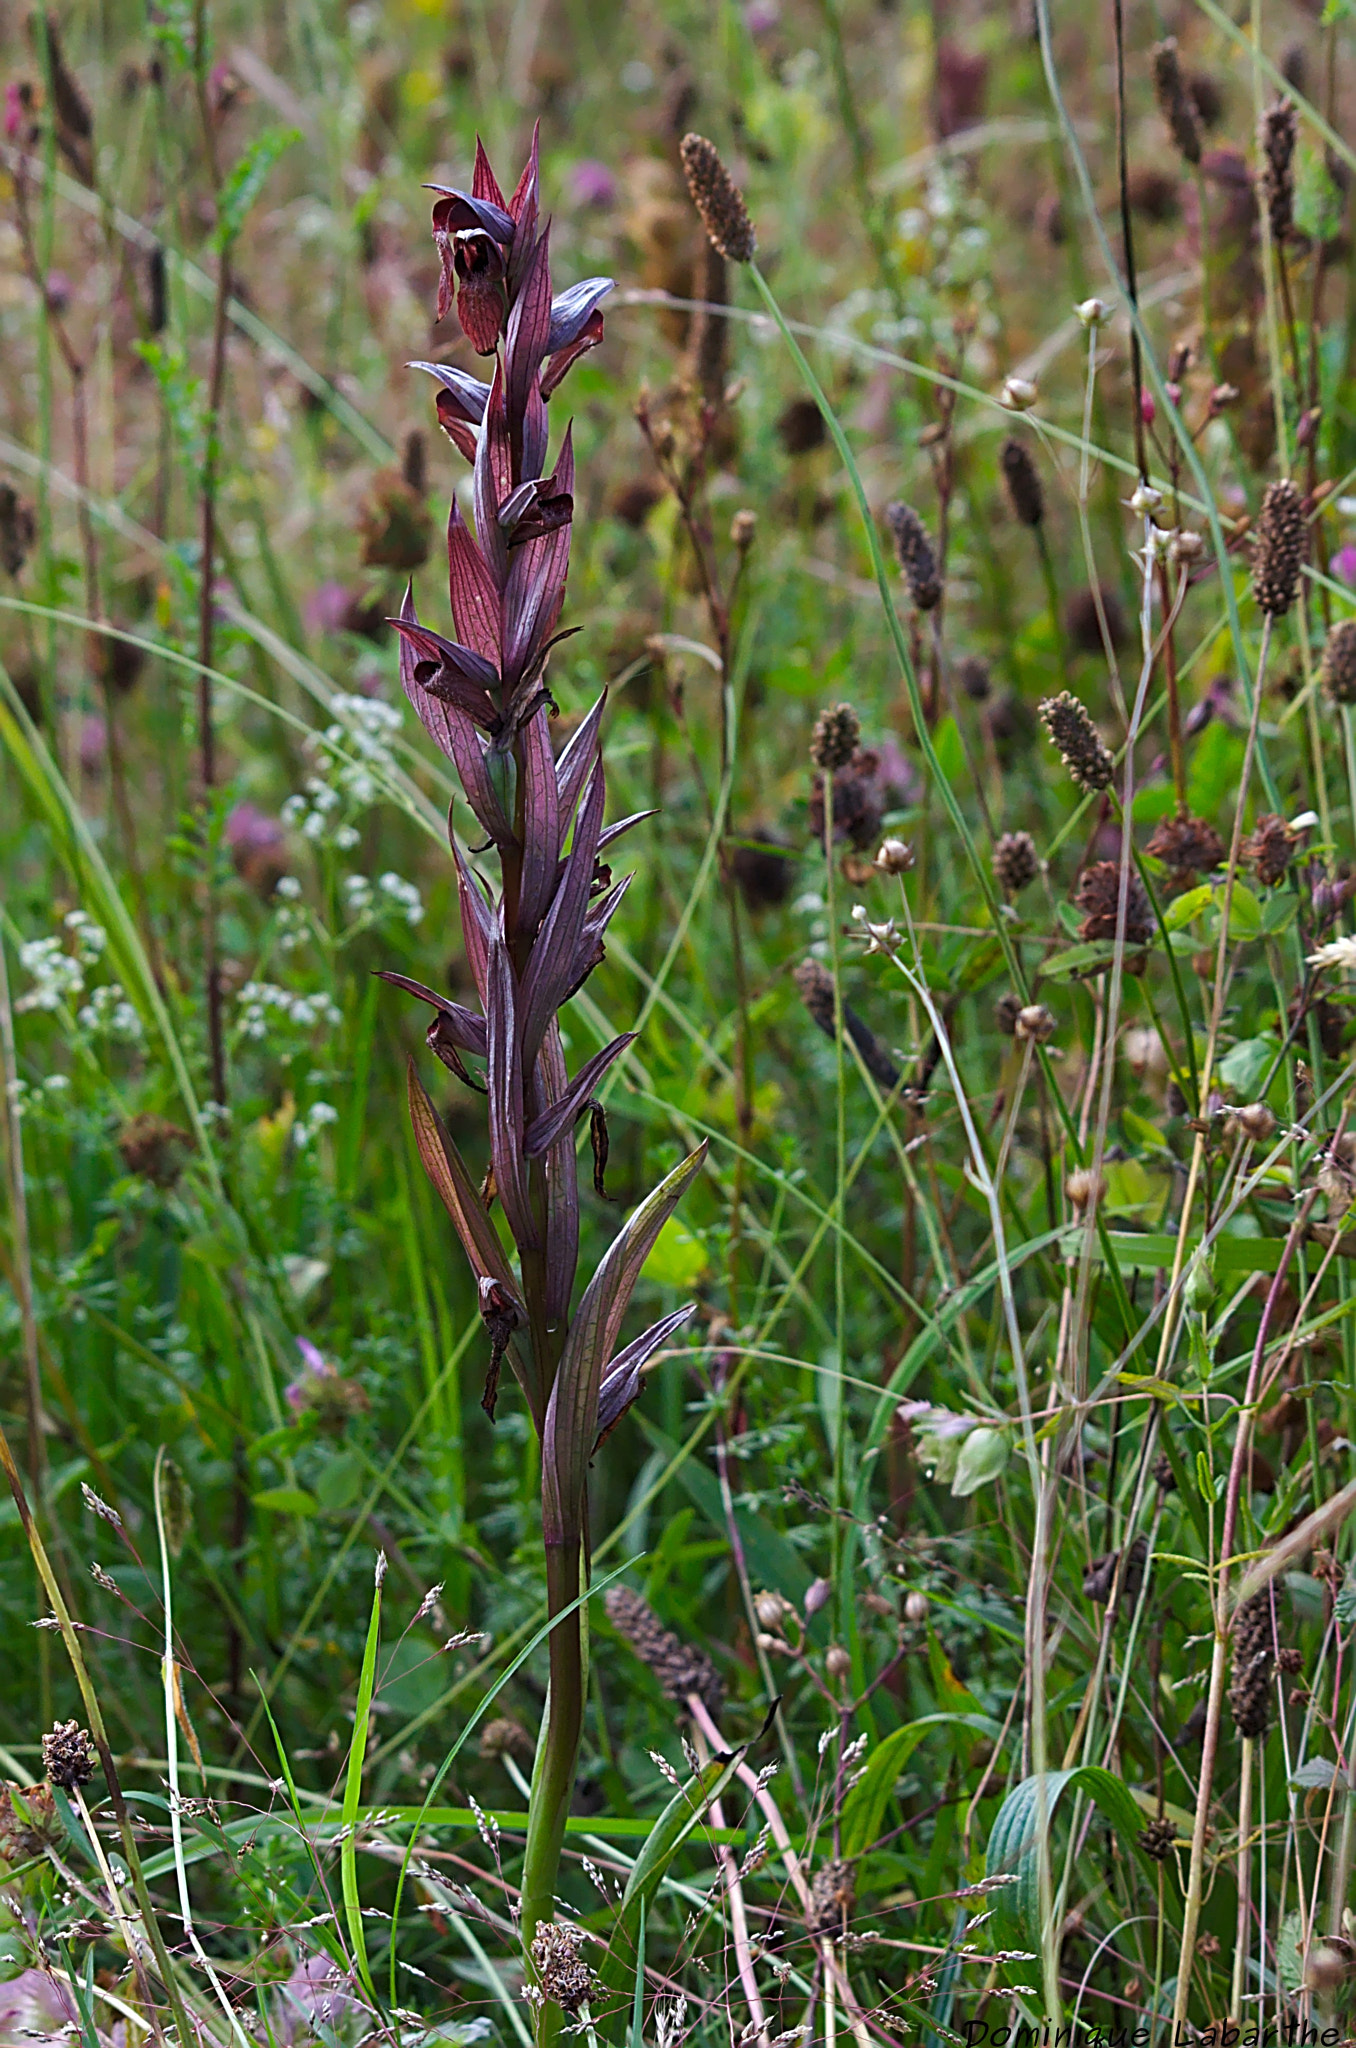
1308, 938, 1356, 973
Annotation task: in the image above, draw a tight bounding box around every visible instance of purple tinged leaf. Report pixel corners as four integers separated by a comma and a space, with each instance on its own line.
522, 1032, 636, 1157
598, 809, 658, 851
505, 122, 540, 291
518, 761, 605, 1065
533, 1020, 579, 1327
517, 705, 561, 938
474, 361, 512, 589
426, 188, 515, 244
485, 932, 538, 1252
375, 971, 488, 1057
541, 1142, 709, 1546
546, 278, 614, 353
505, 228, 553, 467
502, 423, 574, 686
388, 616, 500, 722
594, 1304, 697, 1450
452, 837, 495, 1002
470, 136, 507, 209
446, 502, 502, 668
394, 592, 505, 833
560, 871, 633, 1007
555, 693, 605, 816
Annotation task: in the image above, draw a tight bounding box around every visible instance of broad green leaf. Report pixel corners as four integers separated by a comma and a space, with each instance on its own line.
1223, 882, 1263, 940
1217, 1037, 1278, 1097
984, 1766, 1170, 1959
1040, 941, 1118, 981
250, 1486, 318, 1516
1163, 884, 1214, 931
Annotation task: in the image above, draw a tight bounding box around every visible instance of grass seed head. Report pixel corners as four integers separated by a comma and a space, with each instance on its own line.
1152, 39, 1202, 167
679, 133, 756, 263
604, 1586, 725, 1717
810, 702, 861, 772
999, 438, 1044, 528
1229, 1592, 1274, 1739
1260, 100, 1298, 243
1321, 620, 1356, 706
993, 830, 1039, 895
530, 1922, 596, 2013
42, 1720, 96, 1793
1139, 1817, 1177, 1862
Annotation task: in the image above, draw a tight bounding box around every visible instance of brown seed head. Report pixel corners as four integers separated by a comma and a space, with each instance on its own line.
1321, 620, 1356, 707
1241, 812, 1297, 886
956, 654, 991, 701
1014, 1003, 1055, 1044
1139, 1817, 1177, 1863
1276, 1645, 1303, 1676
993, 830, 1039, 895
1074, 861, 1155, 949
478, 1716, 536, 1763
807, 1857, 856, 1937
1229, 1591, 1274, 1739
1260, 100, 1298, 243
885, 501, 942, 612
531, 1922, 596, 2014
1251, 478, 1306, 617
42, 1720, 96, 1793
679, 133, 756, 263
1039, 693, 1115, 794
732, 826, 796, 911
1145, 812, 1225, 884
605, 1586, 725, 1717
1152, 39, 1202, 167
995, 991, 1024, 1037
875, 837, 915, 875
810, 702, 861, 772
999, 438, 1044, 528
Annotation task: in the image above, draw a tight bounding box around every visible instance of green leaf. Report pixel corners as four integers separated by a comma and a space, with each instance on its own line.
314, 1452, 365, 1514
1261, 890, 1298, 936
1122, 1108, 1174, 1157
840, 1714, 1001, 1859
1040, 941, 1118, 982
251, 1486, 317, 1516
215, 127, 301, 250
341, 1563, 384, 2002
643, 1217, 709, 1290
1218, 1037, 1278, 1098
1277, 1909, 1305, 1991
1163, 884, 1214, 932
951, 1426, 1010, 1498
984, 1766, 1169, 1959
1224, 883, 1263, 941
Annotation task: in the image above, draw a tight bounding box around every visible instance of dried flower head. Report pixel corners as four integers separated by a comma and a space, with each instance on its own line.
1014, 1003, 1055, 1044
1276, 1645, 1303, 1676
1321, 620, 1356, 707
605, 1586, 725, 1717
807, 1858, 856, 1937
0, 1780, 57, 1869
530, 1921, 596, 2013
117, 1112, 192, 1188
886, 501, 942, 612
1039, 692, 1115, 794
993, 830, 1039, 895
1152, 39, 1202, 167
1145, 812, 1225, 885
42, 1720, 96, 1793
1229, 1592, 1273, 1739
1260, 100, 1298, 243
995, 991, 1024, 1036
875, 837, 915, 875
810, 703, 861, 772
1241, 812, 1297, 886
1231, 1102, 1278, 1145
1074, 862, 1155, 950
999, 438, 1044, 528
1251, 478, 1306, 617
479, 1716, 536, 1762
1139, 1817, 1177, 1863
679, 133, 756, 263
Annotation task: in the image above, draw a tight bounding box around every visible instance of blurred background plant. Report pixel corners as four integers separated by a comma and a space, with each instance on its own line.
2, 0, 1356, 2041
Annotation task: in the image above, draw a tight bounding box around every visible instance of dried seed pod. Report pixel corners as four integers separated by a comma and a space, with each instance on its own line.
1139, 1817, 1177, 1862
1229, 1592, 1273, 1739
810, 702, 861, 772
1014, 1003, 1055, 1043
1321, 620, 1356, 707
1074, 861, 1155, 948
885, 501, 943, 612
1260, 100, 1298, 243
605, 1585, 725, 1717
679, 133, 756, 263
1039, 692, 1115, 794
993, 830, 1039, 894
1241, 812, 1297, 886
1152, 39, 1202, 167
876, 837, 915, 875
1251, 478, 1306, 618
1145, 812, 1225, 883
999, 438, 1044, 528
42, 1721, 96, 1793
995, 991, 1023, 1036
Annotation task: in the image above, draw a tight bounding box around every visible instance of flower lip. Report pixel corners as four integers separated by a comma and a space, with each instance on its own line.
547, 277, 614, 352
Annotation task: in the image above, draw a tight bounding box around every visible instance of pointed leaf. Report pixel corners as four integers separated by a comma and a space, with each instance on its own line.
517, 703, 561, 938
523, 1033, 636, 1157
408, 361, 491, 422
505, 226, 553, 474
375, 971, 487, 1056
407, 1064, 521, 1305
595, 1304, 695, 1449
556, 691, 605, 818
599, 809, 657, 851
427, 187, 514, 243
486, 934, 537, 1251
542, 1142, 708, 1545
452, 839, 495, 1002
447, 502, 502, 667
473, 361, 511, 588
540, 312, 606, 401
471, 136, 507, 209
518, 759, 604, 1064
502, 422, 573, 685
534, 1020, 580, 1328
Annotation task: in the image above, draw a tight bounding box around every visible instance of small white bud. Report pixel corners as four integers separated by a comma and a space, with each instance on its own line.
1075, 297, 1110, 328
1000, 375, 1038, 411
1128, 482, 1163, 516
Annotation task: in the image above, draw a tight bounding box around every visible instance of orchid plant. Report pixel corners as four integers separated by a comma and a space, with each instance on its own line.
381, 131, 706, 2018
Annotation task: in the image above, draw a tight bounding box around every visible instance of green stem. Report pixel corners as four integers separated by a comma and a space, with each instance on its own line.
521, 1542, 586, 2041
